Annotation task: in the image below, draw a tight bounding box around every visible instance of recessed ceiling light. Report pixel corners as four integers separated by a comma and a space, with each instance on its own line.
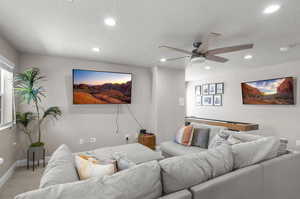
280, 47, 289, 52
104, 17, 116, 26
244, 54, 253, 60
160, 58, 167, 62
263, 4, 281, 14
204, 66, 211, 70
92, 47, 100, 52
66, 0, 74, 2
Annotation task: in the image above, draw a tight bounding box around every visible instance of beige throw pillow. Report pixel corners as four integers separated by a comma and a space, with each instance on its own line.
75, 155, 116, 180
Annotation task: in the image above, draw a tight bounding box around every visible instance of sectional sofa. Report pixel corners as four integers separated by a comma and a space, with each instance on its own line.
15, 124, 300, 199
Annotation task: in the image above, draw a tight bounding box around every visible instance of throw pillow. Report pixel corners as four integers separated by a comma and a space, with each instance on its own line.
191, 127, 210, 148
112, 152, 136, 171
175, 125, 194, 146
40, 144, 79, 188
208, 131, 230, 149
75, 155, 116, 180
232, 136, 280, 169
278, 138, 288, 156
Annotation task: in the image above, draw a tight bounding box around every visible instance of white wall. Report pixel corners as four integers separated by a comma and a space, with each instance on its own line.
19, 54, 153, 157
152, 66, 185, 144
0, 34, 19, 177
186, 60, 300, 149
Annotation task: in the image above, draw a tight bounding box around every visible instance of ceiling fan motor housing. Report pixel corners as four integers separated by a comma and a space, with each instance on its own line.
193, 42, 202, 48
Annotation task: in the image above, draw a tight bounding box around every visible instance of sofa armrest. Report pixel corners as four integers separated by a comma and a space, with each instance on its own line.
158, 190, 192, 199
261, 152, 300, 199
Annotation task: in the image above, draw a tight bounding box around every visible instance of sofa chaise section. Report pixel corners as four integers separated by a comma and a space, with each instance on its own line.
160, 141, 206, 157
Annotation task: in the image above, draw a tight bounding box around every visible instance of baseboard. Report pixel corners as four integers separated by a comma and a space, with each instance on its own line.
0, 156, 51, 189
17, 156, 51, 167
0, 162, 17, 189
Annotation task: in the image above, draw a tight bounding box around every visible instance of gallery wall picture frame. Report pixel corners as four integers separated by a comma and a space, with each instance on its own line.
195, 96, 202, 106
209, 83, 216, 95
216, 83, 224, 94
202, 84, 209, 95
202, 95, 214, 106
195, 85, 201, 96
214, 95, 222, 106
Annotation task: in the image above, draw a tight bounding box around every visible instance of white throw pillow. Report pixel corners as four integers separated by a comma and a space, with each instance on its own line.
208, 131, 230, 148
232, 136, 280, 169
75, 155, 116, 180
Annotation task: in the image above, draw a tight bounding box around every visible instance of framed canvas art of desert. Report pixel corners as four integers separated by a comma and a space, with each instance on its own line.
241, 77, 294, 105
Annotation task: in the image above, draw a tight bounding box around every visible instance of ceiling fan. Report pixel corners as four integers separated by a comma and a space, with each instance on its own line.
159, 33, 254, 63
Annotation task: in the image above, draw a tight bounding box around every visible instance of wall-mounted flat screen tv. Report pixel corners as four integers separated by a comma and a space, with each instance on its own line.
73, 69, 132, 104
241, 77, 294, 105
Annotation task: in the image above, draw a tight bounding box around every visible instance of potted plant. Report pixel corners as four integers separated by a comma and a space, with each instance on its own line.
16, 112, 35, 144
15, 68, 62, 151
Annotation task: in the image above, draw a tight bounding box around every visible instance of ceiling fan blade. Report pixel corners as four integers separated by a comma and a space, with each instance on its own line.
207, 44, 254, 55
205, 54, 229, 63
159, 45, 193, 55
164, 56, 190, 62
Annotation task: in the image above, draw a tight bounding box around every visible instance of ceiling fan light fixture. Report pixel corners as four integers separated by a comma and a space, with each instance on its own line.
190, 56, 206, 63
244, 54, 253, 60
263, 4, 281, 14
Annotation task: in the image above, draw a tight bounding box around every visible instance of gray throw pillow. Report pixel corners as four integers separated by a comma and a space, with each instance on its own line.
40, 145, 79, 188
191, 128, 210, 148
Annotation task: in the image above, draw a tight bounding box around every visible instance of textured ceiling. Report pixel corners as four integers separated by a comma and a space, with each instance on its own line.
0, 0, 299, 71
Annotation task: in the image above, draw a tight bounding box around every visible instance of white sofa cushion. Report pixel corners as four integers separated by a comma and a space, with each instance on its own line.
16, 161, 162, 199
159, 144, 233, 194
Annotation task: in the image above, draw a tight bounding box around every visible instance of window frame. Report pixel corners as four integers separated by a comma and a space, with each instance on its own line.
0, 55, 15, 131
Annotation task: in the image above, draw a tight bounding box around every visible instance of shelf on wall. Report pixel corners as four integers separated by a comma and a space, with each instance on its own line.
185, 116, 259, 131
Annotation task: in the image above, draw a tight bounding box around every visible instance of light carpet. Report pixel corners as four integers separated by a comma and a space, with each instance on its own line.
0, 166, 44, 199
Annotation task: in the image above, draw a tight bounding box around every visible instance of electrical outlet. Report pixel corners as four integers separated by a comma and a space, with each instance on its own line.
296, 140, 300, 146
125, 134, 130, 141
0, 157, 4, 165
90, 137, 96, 143
79, 139, 84, 145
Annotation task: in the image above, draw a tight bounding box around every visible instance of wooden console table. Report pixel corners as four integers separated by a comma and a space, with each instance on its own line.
138, 133, 156, 150
185, 117, 259, 131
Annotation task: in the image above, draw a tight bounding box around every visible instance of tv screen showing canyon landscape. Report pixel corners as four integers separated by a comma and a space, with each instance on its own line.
241, 77, 294, 105
73, 69, 132, 104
